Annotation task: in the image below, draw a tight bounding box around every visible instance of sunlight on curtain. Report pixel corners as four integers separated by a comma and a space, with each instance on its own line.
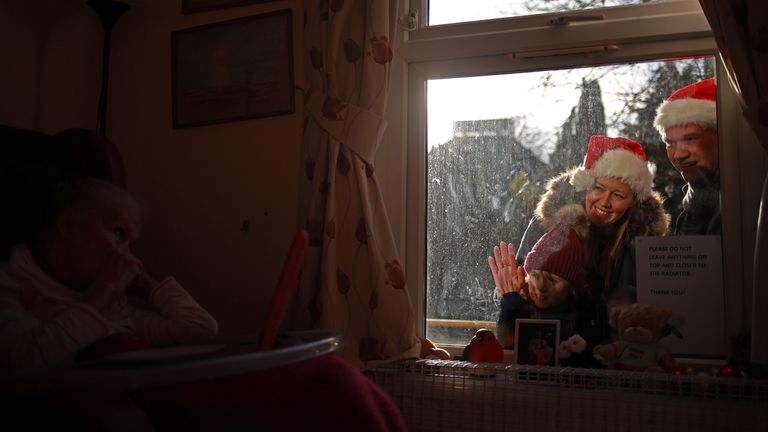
291, 0, 419, 368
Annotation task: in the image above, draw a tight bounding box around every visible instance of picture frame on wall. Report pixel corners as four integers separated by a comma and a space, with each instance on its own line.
182, 0, 275, 15
513, 319, 560, 367
171, 9, 294, 129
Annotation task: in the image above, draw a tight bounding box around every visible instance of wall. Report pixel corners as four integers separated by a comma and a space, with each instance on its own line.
1, 0, 306, 337
8, 0, 764, 348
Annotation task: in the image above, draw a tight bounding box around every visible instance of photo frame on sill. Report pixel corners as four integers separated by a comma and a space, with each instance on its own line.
513, 319, 560, 367
171, 9, 294, 128
182, 0, 275, 15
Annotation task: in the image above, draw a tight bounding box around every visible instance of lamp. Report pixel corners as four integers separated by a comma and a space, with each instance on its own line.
87, 0, 130, 136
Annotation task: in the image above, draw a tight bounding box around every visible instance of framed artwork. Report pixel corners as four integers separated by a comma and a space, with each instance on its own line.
513, 319, 560, 367
182, 0, 275, 15
171, 9, 294, 129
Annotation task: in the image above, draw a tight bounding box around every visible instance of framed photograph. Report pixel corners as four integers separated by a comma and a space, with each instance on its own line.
513, 319, 560, 367
172, 9, 294, 129
182, 0, 275, 15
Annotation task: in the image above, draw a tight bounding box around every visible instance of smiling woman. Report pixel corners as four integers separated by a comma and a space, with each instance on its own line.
585, 177, 637, 228
422, 56, 715, 347
499, 136, 671, 352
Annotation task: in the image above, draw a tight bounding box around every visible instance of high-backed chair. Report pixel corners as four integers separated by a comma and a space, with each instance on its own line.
52, 128, 127, 188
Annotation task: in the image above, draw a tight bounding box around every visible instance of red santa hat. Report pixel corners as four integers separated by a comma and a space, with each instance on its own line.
570, 135, 653, 200
653, 77, 717, 135
524, 223, 586, 288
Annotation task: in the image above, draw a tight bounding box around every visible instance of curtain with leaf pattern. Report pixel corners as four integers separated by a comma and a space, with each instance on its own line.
697, 0, 768, 363
290, 0, 419, 368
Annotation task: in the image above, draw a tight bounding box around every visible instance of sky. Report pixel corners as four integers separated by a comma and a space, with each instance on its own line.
427, 67, 640, 159
427, 0, 650, 25
424, 1, 656, 157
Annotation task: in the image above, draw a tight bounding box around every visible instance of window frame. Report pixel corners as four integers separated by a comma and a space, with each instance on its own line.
420, 0, 703, 29
406, 0, 711, 60
383, 0, 757, 353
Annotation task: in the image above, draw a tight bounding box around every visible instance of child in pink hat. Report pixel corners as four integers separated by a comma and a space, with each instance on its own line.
490, 223, 587, 356
489, 135, 670, 358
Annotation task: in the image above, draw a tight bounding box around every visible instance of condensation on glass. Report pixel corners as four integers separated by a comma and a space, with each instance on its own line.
425, 56, 716, 345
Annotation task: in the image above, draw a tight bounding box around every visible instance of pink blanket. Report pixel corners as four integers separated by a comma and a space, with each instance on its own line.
132, 354, 407, 431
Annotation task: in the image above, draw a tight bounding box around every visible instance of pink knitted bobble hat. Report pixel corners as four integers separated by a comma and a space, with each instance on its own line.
523, 223, 587, 288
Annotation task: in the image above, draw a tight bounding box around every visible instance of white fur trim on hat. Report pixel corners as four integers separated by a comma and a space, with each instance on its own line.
570, 149, 653, 201
654, 98, 717, 135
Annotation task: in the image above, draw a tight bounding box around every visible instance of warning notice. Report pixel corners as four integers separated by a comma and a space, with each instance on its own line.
635, 235, 725, 357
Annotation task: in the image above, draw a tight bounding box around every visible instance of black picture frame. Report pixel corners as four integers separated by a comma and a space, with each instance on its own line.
182, 0, 275, 15
513, 319, 560, 367
171, 9, 294, 129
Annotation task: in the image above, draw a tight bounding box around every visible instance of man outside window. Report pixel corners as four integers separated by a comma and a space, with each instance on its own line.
654, 77, 720, 235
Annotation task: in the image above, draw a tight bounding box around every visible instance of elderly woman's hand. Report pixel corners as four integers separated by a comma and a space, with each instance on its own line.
128, 271, 160, 299
83, 246, 143, 311
487, 241, 527, 298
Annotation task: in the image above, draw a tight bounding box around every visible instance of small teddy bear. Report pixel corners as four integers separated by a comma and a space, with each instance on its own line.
594, 303, 680, 373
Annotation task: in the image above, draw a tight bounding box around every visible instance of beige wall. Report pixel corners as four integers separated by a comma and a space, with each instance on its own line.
1, 0, 306, 337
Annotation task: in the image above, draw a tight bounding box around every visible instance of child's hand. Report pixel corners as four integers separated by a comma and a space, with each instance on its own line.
488, 241, 527, 297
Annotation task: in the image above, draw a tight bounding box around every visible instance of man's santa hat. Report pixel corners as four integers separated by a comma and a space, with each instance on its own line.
653, 77, 717, 135
570, 135, 653, 201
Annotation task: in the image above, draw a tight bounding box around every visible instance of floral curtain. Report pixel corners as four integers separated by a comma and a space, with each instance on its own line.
697, 0, 768, 363
291, 0, 419, 368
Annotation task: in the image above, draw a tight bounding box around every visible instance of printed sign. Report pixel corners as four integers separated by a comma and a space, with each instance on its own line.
635, 235, 725, 357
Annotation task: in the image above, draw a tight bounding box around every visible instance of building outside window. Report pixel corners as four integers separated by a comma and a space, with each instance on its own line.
393, 0, 749, 350
425, 58, 714, 345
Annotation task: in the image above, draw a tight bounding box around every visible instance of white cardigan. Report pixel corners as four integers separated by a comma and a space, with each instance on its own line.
0, 245, 218, 370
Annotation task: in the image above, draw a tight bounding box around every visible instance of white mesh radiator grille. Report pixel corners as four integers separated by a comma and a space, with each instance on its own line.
365, 359, 768, 432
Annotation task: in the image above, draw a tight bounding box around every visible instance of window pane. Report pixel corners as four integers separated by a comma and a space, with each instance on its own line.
429, 0, 663, 26
425, 56, 715, 346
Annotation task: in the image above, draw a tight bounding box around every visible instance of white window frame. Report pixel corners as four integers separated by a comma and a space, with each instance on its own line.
378, 0, 764, 351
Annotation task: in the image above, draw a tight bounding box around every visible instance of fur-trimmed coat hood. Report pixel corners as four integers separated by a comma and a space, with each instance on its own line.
534, 169, 670, 241
512, 168, 670, 348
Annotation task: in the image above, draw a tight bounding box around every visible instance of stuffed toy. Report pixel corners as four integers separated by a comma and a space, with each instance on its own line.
461, 328, 504, 363
558, 334, 587, 359
594, 303, 679, 373
418, 336, 451, 360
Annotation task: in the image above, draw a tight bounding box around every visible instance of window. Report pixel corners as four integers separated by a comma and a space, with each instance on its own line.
428, 0, 664, 26
425, 57, 715, 345
391, 0, 760, 354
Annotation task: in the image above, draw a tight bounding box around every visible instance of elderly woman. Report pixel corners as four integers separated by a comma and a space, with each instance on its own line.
489, 136, 670, 346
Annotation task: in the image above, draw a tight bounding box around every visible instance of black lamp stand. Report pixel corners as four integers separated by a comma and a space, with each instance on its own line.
87, 0, 130, 136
